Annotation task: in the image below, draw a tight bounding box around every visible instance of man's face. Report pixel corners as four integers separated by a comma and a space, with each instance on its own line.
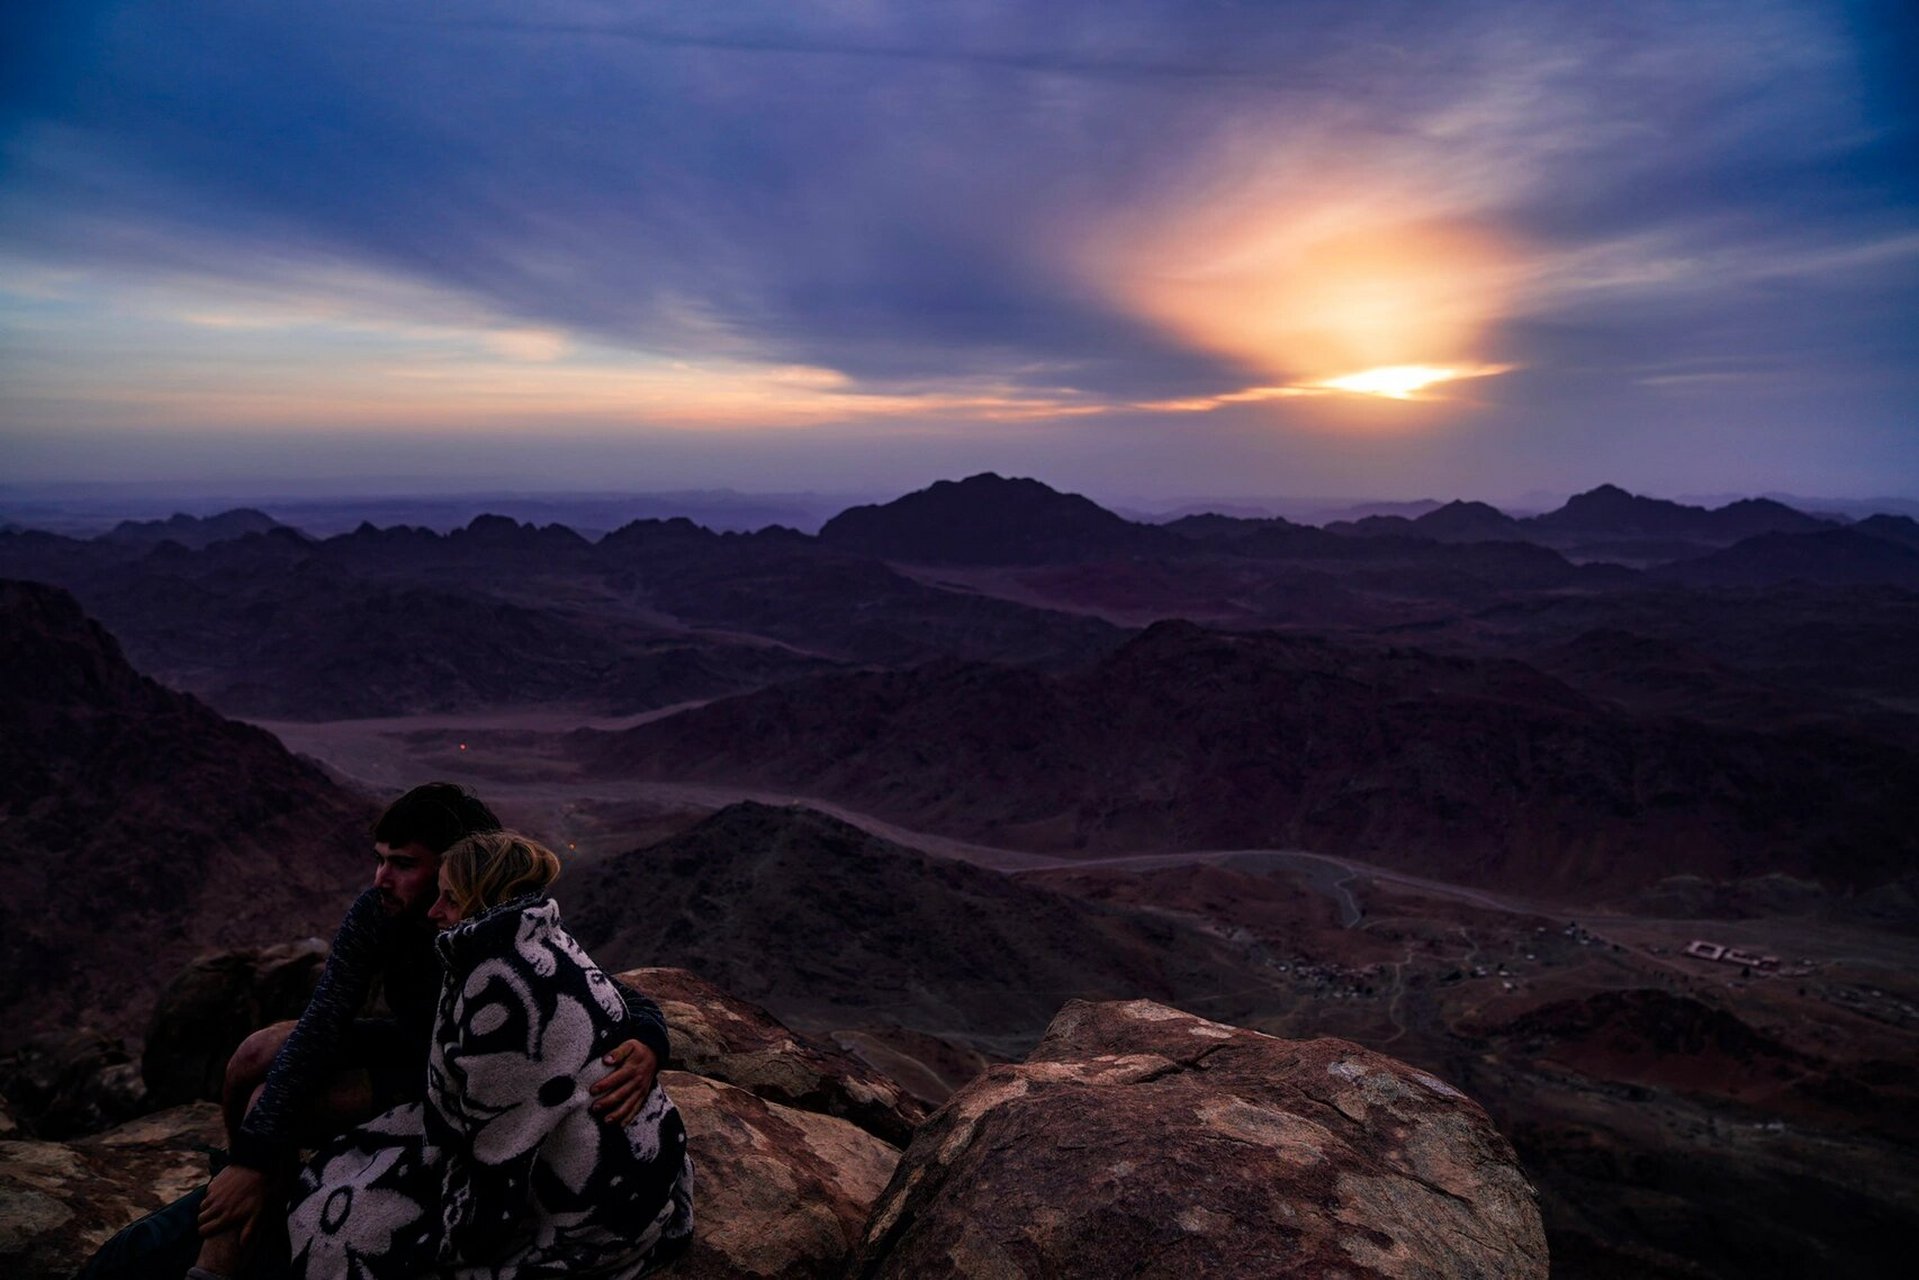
372, 841, 441, 917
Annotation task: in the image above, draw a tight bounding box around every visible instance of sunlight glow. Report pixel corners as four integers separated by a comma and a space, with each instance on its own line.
1314, 363, 1513, 400
0, 267, 1122, 433
1077, 158, 1526, 413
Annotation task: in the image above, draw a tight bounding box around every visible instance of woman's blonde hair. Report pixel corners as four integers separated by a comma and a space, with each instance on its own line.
441, 830, 562, 918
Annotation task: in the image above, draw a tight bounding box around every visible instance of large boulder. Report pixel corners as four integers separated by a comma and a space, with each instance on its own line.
2, 1080, 905, 1280
848, 999, 1548, 1279
142, 939, 328, 1107
618, 967, 928, 1146
0, 1102, 220, 1280
0, 1029, 146, 1140
663, 1069, 900, 1279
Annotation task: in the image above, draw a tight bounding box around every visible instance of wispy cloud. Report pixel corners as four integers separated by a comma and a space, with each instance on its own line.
1, 1, 1913, 495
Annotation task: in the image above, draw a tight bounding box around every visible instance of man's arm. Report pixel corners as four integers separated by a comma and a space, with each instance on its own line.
200, 888, 390, 1240
230, 887, 390, 1168
590, 980, 669, 1124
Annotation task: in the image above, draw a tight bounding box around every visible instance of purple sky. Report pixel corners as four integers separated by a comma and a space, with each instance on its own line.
2, 1, 1915, 503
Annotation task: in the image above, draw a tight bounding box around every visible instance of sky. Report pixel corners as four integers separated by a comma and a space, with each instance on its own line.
2, 1, 1915, 505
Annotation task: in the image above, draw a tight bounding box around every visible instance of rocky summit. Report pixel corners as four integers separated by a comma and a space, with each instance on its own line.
1, 969, 1545, 1279
617, 967, 929, 1147
849, 998, 1547, 1279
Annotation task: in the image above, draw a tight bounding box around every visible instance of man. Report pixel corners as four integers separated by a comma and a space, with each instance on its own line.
192, 783, 666, 1278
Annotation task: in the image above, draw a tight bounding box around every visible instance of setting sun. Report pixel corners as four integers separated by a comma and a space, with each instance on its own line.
1314, 363, 1513, 400
1079, 169, 1523, 407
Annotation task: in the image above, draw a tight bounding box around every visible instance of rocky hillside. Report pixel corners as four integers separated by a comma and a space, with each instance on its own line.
0, 580, 371, 1047
0, 511, 1122, 719
562, 802, 1272, 1052
584, 621, 1919, 892
1, 978, 1545, 1280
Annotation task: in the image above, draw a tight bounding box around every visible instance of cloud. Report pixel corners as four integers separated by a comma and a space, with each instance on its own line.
1, 0, 1913, 453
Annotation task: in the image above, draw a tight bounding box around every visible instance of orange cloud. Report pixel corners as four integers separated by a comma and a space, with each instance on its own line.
1075, 160, 1525, 407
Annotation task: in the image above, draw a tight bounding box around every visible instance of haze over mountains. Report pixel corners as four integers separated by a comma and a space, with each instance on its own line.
6, 475, 1918, 721
5, 473, 1918, 1278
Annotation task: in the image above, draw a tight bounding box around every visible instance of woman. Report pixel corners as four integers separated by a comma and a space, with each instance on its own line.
287, 831, 693, 1279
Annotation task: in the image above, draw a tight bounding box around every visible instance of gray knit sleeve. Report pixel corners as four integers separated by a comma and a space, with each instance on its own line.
230, 887, 389, 1169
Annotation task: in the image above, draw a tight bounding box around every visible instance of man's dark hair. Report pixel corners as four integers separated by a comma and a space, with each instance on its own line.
372, 782, 502, 854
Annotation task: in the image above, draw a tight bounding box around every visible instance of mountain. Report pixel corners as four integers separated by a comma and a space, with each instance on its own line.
99, 508, 293, 549
1413, 499, 1525, 541
1851, 513, 1919, 552
1709, 496, 1834, 540
1654, 528, 1919, 589
0, 513, 1119, 719
0, 581, 371, 1047
1305, 489, 1835, 567
1159, 512, 1314, 543
817, 473, 1183, 564
1325, 500, 1522, 543
1528, 484, 1829, 542
584, 621, 1919, 892
595, 518, 1122, 671
561, 802, 1270, 1051
1526, 628, 1839, 730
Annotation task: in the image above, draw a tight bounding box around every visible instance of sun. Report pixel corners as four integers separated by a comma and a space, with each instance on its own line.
1313, 363, 1513, 401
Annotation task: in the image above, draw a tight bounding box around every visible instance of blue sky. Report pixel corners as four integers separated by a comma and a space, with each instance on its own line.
2, 1, 1914, 502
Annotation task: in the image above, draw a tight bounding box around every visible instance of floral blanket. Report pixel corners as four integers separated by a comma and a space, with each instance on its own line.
288, 897, 694, 1278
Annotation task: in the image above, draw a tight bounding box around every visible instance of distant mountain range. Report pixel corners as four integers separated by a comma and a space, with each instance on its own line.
9, 476, 1916, 573
4, 474, 1917, 728
99, 508, 296, 549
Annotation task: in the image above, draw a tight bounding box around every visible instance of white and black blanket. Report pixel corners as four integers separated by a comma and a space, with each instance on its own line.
288, 896, 693, 1279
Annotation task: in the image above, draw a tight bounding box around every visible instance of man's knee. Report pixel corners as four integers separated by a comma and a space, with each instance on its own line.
226, 1021, 296, 1097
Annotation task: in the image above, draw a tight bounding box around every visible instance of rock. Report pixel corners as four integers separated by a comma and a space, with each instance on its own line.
0, 1102, 221, 1280
142, 939, 329, 1107
848, 999, 1549, 1279
0, 1029, 145, 1139
662, 1069, 900, 1279
829, 1026, 997, 1110
7, 1074, 903, 1280
617, 967, 928, 1146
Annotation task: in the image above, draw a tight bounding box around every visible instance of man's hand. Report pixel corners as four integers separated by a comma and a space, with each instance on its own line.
590, 1040, 659, 1126
199, 1164, 268, 1240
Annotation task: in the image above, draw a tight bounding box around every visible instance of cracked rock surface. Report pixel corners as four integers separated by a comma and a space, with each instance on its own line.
663, 1069, 901, 1279
847, 998, 1548, 1279
617, 966, 928, 1147
0, 1102, 221, 1280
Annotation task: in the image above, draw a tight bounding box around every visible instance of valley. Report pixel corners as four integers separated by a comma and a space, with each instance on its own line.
7, 474, 1917, 1277
264, 703, 1919, 1278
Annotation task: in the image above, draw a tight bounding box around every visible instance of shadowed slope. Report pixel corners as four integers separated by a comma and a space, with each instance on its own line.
562, 802, 1272, 1052
0, 580, 371, 1047
586, 621, 1919, 891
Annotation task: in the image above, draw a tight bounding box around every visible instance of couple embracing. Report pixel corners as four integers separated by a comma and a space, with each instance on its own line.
191, 783, 693, 1279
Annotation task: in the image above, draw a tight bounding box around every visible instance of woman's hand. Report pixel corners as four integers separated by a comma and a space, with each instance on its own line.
199, 1164, 268, 1240
590, 1040, 659, 1125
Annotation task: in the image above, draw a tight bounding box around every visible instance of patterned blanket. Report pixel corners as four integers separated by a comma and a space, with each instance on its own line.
289, 897, 693, 1279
